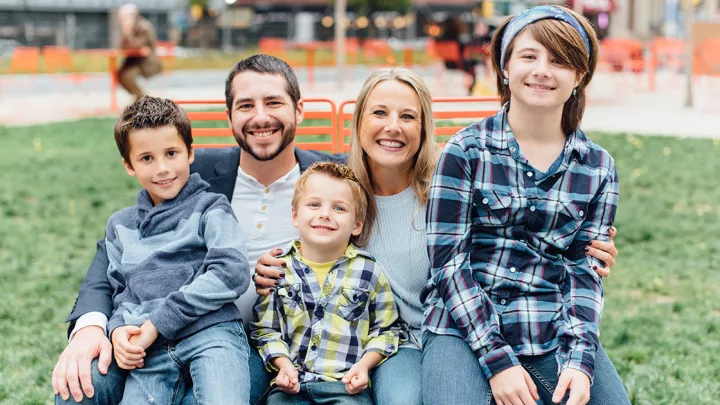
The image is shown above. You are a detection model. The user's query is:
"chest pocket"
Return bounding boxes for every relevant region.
[336,287,370,322]
[277,283,305,318]
[548,200,588,249]
[473,190,514,227]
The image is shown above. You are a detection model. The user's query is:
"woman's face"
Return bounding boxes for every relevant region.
[358,80,423,175]
[503,31,581,112]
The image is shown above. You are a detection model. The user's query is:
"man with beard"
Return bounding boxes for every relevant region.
[52,54,343,405]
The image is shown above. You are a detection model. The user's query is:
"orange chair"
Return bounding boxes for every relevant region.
[259,38,287,56]
[9,47,41,74]
[42,46,74,73]
[694,38,720,77]
[362,39,395,66]
[599,38,646,73]
[175,99,340,153]
[338,96,500,152]
[651,37,685,72]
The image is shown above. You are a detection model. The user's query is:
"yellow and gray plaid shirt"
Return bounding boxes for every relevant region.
[250,241,407,383]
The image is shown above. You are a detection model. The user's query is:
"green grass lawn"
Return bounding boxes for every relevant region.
[1,119,719,404]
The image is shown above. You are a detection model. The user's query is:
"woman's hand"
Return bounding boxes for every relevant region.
[254,248,286,296]
[587,227,618,278]
[488,365,539,405]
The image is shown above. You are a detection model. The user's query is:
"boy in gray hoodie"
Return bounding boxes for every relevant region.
[105,96,251,404]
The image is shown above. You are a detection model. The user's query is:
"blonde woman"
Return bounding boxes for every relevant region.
[253,67,618,405]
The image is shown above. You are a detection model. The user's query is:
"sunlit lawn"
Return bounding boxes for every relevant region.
[0,119,719,404]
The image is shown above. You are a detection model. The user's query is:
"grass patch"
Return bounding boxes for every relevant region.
[0,120,719,404]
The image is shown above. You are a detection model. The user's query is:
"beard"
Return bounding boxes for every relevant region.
[233,118,296,162]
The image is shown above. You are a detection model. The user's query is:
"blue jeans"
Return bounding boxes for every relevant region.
[370,347,422,405]
[56,323,271,405]
[120,321,250,404]
[422,332,631,405]
[267,381,372,405]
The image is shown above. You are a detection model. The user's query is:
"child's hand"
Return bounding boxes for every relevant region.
[275,366,300,394]
[128,320,159,351]
[111,326,145,370]
[553,368,591,405]
[342,363,370,395]
[488,365,540,405]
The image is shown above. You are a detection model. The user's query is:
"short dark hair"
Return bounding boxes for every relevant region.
[114,96,192,168]
[224,54,301,112]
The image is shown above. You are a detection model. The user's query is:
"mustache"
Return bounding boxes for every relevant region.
[243,119,283,132]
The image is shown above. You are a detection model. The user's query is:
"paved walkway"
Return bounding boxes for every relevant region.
[1,66,718,138]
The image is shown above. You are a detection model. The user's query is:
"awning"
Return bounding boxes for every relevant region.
[567,0,617,13]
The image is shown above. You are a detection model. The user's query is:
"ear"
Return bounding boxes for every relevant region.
[503,69,509,80]
[575,72,585,88]
[188,145,195,165]
[351,218,364,237]
[122,159,136,177]
[291,207,299,229]
[295,99,305,126]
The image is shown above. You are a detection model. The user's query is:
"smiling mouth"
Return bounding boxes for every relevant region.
[526,83,556,91]
[248,129,279,138]
[154,178,176,186]
[377,139,406,149]
[312,225,336,231]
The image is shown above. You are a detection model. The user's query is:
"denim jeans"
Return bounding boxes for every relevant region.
[56,322,271,405]
[267,381,373,405]
[120,321,250,404]
[421,332,631,405]
[370,347,422,405]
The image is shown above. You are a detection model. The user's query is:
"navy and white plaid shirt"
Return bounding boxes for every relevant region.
[422,105,619,383]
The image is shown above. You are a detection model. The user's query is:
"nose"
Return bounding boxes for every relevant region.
[532,56,552,78]
[384,113,400,134]
[156,157,169,174]
[318,205,332,219]
[253,105,271,126]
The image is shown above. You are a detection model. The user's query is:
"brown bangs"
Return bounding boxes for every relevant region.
[525,19,589,76]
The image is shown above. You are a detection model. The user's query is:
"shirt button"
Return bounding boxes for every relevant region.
[527,171,533,177]
[510,267,516,273]
[264,188,270,193]
[510,147,516,152]
[304,267,311,274]
[261,205,267,211]
[310,345,317,351]
[500,299,507,305]
[530,206,536,212]
[256,223,263,229]
[579,210,584,216]
[482,198,489,204]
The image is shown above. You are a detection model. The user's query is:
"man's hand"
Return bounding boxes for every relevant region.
[111,326,145,370]
[553,368,591,405]
[488,365,540,405]
[52,326,112,402]
[272,357,299,394]
[588,227,618,278]
[128,320,159,351]
[341,362,370,395]
[255,248,286,296]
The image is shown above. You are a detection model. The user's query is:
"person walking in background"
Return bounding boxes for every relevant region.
[117,4,162,102]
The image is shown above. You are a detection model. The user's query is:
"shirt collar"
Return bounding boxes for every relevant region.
[485,102,589,161]
[280,240,371,262]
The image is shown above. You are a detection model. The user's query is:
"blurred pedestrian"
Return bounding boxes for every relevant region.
[117,4,162,102]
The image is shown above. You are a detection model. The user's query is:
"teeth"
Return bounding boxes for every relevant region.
[378,140,404,148]
[528,84,553,90]
[253,130,275,138]
[156,179,173,185]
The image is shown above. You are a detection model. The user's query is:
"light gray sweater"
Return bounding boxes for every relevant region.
[366,187,429,349]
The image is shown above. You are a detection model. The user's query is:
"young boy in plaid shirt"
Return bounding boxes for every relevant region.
[250,162,407,405]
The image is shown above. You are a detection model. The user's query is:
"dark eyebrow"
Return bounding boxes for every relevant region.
[234,95,285,108]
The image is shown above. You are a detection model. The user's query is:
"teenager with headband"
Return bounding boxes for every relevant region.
[421,6,630,405]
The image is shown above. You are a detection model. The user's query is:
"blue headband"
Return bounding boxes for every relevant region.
[500,6,591,75]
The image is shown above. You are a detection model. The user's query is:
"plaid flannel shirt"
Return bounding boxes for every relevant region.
[422,105,619,383]
[250,241,406,383]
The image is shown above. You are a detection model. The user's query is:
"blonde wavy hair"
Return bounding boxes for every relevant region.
[347,68,440,233]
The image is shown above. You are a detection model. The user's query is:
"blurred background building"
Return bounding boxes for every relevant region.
[0,0,718,51]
